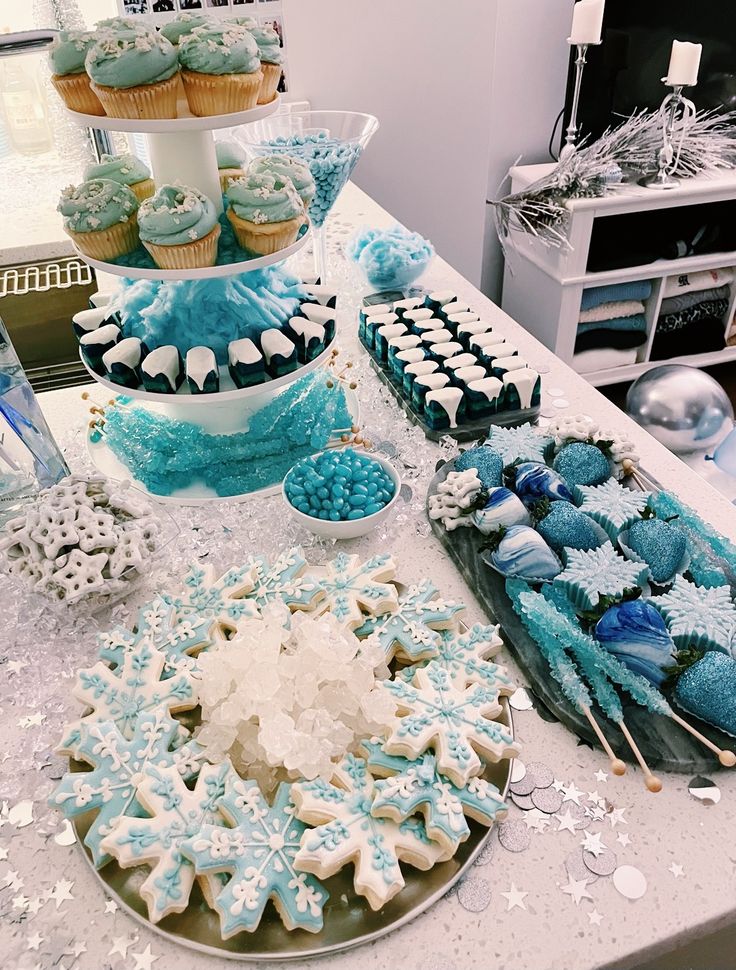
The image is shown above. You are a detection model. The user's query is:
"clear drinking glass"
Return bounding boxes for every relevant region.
[0,315,68,521]
[239,110,379,283]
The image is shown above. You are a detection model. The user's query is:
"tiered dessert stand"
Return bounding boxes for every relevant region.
[64,95,354,504]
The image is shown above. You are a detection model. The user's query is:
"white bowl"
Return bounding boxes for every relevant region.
[282,452,401,539]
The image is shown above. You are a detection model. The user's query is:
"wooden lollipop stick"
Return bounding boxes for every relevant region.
[581,705,626,776]
[619,720,663,792]
[669,712,736,767]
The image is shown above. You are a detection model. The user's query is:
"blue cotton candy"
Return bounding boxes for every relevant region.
[108,266,307,363]
[346,224,434,290]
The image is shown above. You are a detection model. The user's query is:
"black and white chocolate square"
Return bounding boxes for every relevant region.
[428,340,464,362]
[387,334,422,365]
[392,296,425,316]
[423,289,456,312]
[261,330,297,379]
[299,303,336,343]
[491,353,526,378]
[503,368,541,409]
[457,319,493,344]
[141,345,183,394]
[228,337,265,388]
[72,307,108,339]
[444,352,479,372]
[301,284,337,309]
[420,329,454,346]
[446,310,481,333]
[411,372,450,411]
[450,364,487,388]
[466,376,504,415]
[289,316,326,363]
[186,346,219,394]
[101,336,143,389]
[424,386,466,430]
[402,307,435,325]
[80,323,121,372]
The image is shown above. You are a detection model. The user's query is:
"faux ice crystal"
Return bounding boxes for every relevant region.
[195,611,395,795]
[554,542,648,612]
[652,576,736,654]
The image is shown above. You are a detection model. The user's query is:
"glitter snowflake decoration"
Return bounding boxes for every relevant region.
[181,777,328,936]
[363,741,508,852]
[652,576,736,654]
[314,552,398,629]
[399,623,514,694]
[383,662,518,787]
[577,479,650,540]
[554,542,649,612]
[101,761,234,922]
[97,597,212,678]
[485,425,551,465]
[59,643,198,756]
[166,563,259,635]
[49,710,205,869]
[354,580,464,662]
[292,754,446,911]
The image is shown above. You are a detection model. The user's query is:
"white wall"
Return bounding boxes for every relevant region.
[283,0,499,288]
[482,0,571,300]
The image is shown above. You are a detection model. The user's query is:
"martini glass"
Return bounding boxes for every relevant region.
[240,110,379,283]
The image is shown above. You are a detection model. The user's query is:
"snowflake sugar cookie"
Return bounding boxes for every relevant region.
[59,643,199,756]
[167,562,259,634]
[313,552,398,629]
[382,662,519,786]
[485,425,552,465]
[363,741,508,853]
[652,576,736,654]
[49,710,205,868]
[292,754,447,911]
[554,542,649,612]
[181,777,328,936]
[98,597,213,678]
[577,479,650,540]
[354,580,464,662]
[399,623,513,694]
[101,761,234,922]
[244,547,325,613]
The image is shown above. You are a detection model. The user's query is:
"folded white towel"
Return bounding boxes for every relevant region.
[579,300,645,324]
[573,346,639,374]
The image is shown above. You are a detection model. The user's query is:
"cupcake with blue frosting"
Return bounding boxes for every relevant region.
[159,12,212,46]
[178,23,262,116]
[215,140,247,191]
[249,25,283,104]
[84,153,154,202]
[58,178,139,260]
[249,154,315,208]
[48,30,104,116]
[226,171,305,255]
[85,29,179,119]
[138,184,220,269]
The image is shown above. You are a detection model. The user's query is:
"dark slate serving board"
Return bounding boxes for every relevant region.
[427,459,734,774]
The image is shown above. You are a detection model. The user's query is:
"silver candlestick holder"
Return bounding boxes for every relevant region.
[560,42,600,160]
[639,82,696,189]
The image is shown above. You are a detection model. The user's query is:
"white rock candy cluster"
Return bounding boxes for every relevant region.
[195,607,395,795]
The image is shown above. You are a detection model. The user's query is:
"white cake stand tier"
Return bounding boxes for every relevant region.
[67,96,280,215]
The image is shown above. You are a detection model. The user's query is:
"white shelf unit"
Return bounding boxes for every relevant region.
[501,163,736,386]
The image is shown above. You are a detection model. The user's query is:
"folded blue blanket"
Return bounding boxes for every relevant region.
[581,280,653,311]
[577,313,647,335]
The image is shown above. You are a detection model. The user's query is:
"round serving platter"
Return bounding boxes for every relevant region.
[68,603,514,960]
[65,94,281,134]
[427,457,735,775]
[85,386,360,506]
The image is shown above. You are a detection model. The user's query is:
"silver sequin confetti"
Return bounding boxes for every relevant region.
[584,848,617,877]
[457,876,492,913]
[498,819,532,853]
[531,787,564,814]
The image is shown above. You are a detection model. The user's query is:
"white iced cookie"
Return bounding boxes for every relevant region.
[292,754,448,911]
[313,552,398,629]
[382,661,520,787]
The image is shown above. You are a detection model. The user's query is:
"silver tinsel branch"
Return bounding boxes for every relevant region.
[493,108,736,254]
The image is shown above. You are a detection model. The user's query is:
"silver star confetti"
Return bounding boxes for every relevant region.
[500,884,528,911]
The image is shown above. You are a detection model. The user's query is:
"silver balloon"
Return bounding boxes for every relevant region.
[625,365,734,454]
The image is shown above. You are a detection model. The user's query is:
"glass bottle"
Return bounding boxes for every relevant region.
[0,315,69,521]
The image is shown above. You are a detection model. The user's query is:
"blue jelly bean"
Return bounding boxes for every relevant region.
[365,503,383,516]
[347,508,365,520]
[332,483,345,498]
[318,510,329,519]
[317,487,329,499]
[354,483,368,496]
[329,510,341,521]
[348,494,366,508]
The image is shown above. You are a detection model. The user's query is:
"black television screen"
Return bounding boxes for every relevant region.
[563,0,736,145]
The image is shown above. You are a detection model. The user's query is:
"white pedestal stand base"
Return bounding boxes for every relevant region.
[147,129,224,215]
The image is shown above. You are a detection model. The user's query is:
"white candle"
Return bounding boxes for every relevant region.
[568,0,605,45]
[665,40,702,86]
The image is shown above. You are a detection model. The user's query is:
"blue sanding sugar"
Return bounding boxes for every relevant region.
[552,442,610,487]
[536,502,605,552]
[109,265,307,363]
[674,652,736,737]
[455,447,503,489]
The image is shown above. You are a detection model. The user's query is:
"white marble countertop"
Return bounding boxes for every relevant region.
[3,183,736,970]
